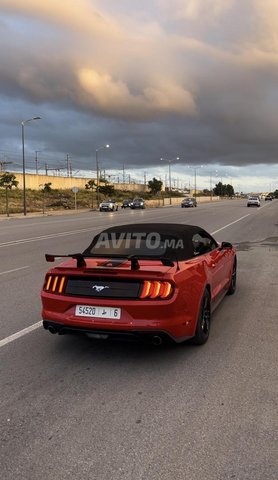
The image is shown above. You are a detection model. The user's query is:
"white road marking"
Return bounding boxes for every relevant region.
[211,214,250,235]
[0,226,104,248]
[0,266,29,276]
[0,321,42,349]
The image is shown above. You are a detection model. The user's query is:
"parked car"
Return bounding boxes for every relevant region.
[121,199,132,208]
[181,197,197,208]
[130,198,145,209]
[99,199,119,211]
[247,196,260,207]
[41,223,237,346]
[265,195,272,201]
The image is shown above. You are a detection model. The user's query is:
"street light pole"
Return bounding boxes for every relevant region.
[35,150,42,175]
[160,157,180,205]
[188,165,203,198]
[21,117,41,216]
[95,144,110,207]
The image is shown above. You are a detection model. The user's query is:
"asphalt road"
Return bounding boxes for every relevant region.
[0,200,277,480]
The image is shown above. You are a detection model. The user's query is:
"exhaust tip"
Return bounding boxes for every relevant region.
[48,326,57,334]
[152,335,163,346]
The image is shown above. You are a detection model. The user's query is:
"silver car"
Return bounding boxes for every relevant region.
[247,196,260,207]
[99,199,119,212]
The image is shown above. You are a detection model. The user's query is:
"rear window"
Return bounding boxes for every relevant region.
[89,232,183,258]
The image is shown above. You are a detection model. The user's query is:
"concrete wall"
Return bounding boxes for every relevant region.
[10,173,149,192]
[9,173,219,203]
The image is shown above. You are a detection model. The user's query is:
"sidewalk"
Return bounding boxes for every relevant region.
[0,208,92,221]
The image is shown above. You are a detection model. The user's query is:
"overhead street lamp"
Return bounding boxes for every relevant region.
[95,144,110,206]
[160,157,180,204]
[21,117,41,215]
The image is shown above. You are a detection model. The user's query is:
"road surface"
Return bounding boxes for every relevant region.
[0,200,277,480]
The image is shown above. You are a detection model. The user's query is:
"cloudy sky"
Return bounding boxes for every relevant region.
[0,0,278,192]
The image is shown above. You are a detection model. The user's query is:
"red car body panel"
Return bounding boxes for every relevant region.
[41,234,236,343]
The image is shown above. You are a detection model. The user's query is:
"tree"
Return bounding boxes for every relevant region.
[213,182,234,197]
[85,179,97,190]
[39,183,52,214]
[98,184,115,196]
[0,172,18,216]
[85,179,97,208]
[43,182,52,193]
[226,184,234,197]
[148,177,163,195]
[213,182,223,196]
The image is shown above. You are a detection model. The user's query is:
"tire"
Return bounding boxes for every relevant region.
[227,259,237,295]
[192,289,211,345]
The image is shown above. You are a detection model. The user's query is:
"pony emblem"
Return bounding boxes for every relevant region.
[92,285,109,292]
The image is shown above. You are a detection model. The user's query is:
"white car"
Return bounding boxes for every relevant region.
[99,199,119,212]
[247,196,260,207]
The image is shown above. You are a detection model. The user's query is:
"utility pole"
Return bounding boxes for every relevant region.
[66,154,70,177]
[123,164,125,183]
[0,161,12,172]
[35,151,41,174]
[45,163,48,176]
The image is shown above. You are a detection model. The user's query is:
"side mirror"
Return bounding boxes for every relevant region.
[221,241,233,249]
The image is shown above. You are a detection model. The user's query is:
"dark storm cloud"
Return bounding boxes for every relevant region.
[0,0,278,178]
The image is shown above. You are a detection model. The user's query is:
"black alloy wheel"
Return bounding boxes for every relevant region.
[192,289,211,345]
[227,259,237,295]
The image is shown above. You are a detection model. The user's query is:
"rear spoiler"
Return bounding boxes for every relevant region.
[45,253,175,270]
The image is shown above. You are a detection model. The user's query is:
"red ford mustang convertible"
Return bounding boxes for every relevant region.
[41,223,237,345]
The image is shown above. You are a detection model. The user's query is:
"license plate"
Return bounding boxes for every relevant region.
[75,305,121,319]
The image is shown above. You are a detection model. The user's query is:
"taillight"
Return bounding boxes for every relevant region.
[44,275,66,294]
[139,281,173,300]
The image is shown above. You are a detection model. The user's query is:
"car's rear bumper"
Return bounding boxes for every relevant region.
[41,289,199,342]
[42,320,191,344]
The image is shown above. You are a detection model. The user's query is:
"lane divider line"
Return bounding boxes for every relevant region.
[0,226,107,248]
[0,321,42,349]
[0,266,30,276]
[211,214,250,235]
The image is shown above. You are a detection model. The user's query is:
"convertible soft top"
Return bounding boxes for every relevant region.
[83,223,207,261]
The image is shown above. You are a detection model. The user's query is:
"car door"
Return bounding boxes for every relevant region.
[192,232,228,301]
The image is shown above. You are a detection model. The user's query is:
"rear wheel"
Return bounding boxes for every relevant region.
[192,289,211,345]
[227,259,237,295]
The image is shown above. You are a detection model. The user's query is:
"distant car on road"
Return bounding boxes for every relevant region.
[130,198,145,209]
[99,199,119,212]
[121,199,132,208]
[265,195,272,201]
[247,196,260,207]
[181,197,197,208]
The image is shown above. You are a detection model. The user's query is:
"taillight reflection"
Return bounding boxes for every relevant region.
[44,275,66,294]
[139,280,173,300]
